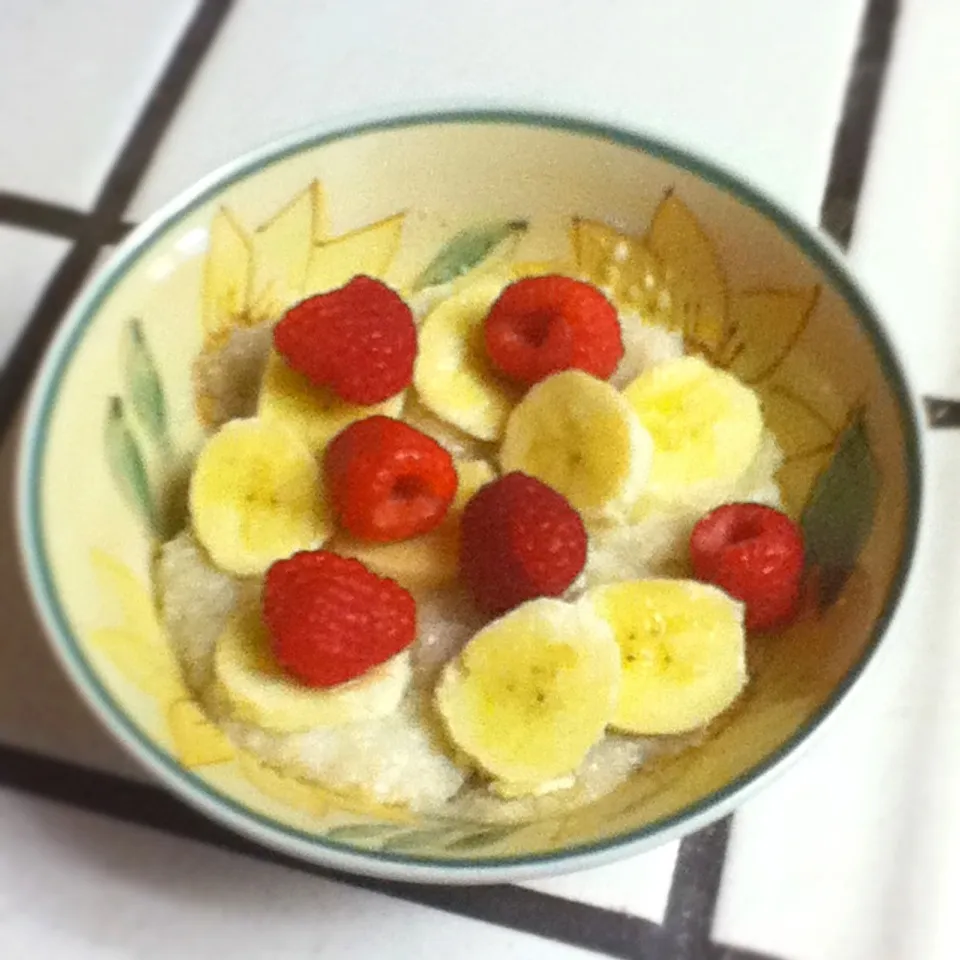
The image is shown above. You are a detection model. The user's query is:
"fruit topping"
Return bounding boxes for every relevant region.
[585,578,746,734]
[484,276,623,384]
[188,417,329,577]
[263,550,416,687]
[690,503,805,632]
[325,415,458,543]
[623,356,763,512]
[459,472,587,614]
[435,597,620,785]
[500,369,652,522]
[273,276,416,405]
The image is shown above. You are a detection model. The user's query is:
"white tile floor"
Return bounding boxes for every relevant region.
[127,0,866,223]
[0,791,600,960]
[0,0,198,209]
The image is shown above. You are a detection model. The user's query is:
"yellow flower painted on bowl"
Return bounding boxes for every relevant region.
[89,550,236,769]
[200,182,405,349]
[168,699,236,767]
[237,752,416,825]
[89,549,185,701]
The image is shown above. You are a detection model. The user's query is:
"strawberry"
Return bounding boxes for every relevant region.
[325,415,458,542]
[460,472,587,614]
[263,550,416,687]
[273,276,416,405]
[484,276,623,384]
[690,503,805,633]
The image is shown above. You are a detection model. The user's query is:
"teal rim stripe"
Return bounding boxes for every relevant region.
[17,108,924,875]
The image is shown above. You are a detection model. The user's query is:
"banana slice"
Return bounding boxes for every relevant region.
[435,597,620,787]
[413,275,518,441]
[189,417,330,577]
[258,351,405,454]
[500,369,653,523]
[622,356,763,513]
[331,458,496,592]
[210,603,411,732]
[585,579,746,735]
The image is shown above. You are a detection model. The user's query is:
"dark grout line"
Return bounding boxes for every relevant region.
[0,194,90,240]
[663,818,732,959]
[0,743,671,960]
[0,0,235,446]
[820,0,900,247]
[924,397,960,429]
[0,243,103,439]
[90,0,235,224]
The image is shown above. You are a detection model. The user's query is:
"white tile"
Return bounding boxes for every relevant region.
[880,442,960,960]
[524,841,679,922]
[850,3,960,396]
[0,0,197,208]
[129,0,865,221]
[0,226,69,365]
[0,789,600,960]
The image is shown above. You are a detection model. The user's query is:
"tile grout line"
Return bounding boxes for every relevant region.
[0,194,90,241]
[0,0,235,444]
[820,0,900,246]
[0,744,664,960]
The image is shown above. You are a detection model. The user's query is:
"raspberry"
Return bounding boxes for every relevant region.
[263,550,416,687]
[690,503,805,633]
[460,472,587,614]
[484,276,623,384]
[325,416,458,542]
[273,276,416,404]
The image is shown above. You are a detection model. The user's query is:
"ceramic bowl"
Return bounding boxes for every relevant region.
[16,109,923,884]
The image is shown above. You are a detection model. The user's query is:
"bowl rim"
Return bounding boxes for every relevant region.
[14,106,925,885]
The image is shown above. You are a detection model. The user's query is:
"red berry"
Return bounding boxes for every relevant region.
[325,415,458,542]
[274,276,416,405]
[484,276,623,384]
[690,503,805,633]
[263,550,416,687]
[460,472,587,614]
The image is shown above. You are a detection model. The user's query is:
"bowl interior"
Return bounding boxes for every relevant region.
[19,114,920,879]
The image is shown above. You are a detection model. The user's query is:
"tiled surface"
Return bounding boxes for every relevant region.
[851,1,960,397]
[128,0,866,222]
[0,790,600,960]
[2,0,944,958]
[0,0,197,208]
[525,839,680,920]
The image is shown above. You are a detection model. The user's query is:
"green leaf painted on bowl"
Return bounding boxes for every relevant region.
[324,823,402,845]
[105,396,155,534]
[122,318,169,450]
[442,824,518,852]
[800,409,878,607]
[413,219,528,290]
